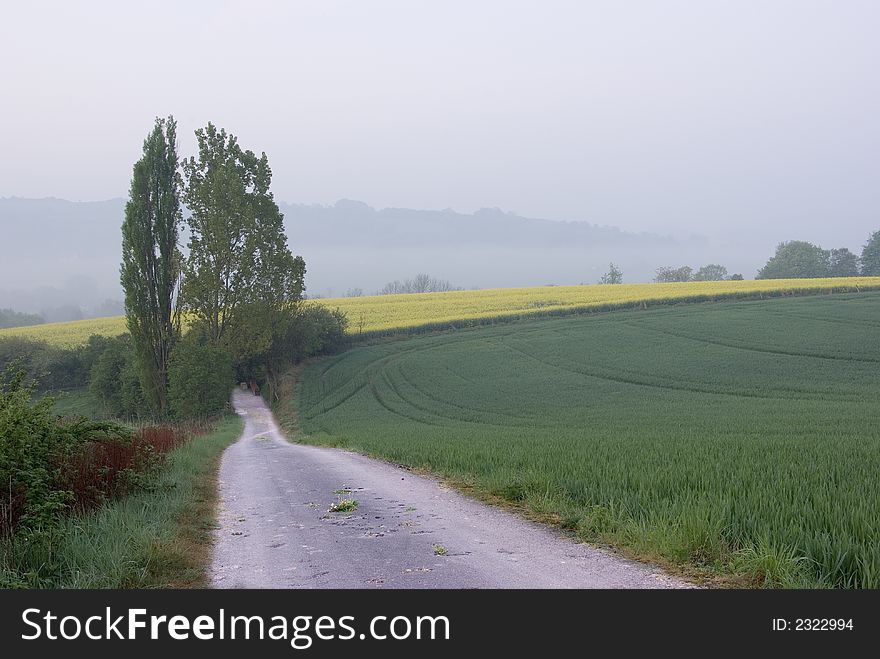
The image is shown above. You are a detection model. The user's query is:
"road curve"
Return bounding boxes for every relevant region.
[211,389,693,589]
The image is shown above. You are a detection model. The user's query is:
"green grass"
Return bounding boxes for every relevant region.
[291,292,880,588]
[1,415,242,588]
[50,387,101,418]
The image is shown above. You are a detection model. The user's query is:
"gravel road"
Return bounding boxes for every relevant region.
[211,389,693,589]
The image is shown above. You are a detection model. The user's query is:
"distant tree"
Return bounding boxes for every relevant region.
[654,266,693,283]
[599,263,623,285]
[121,116,182,417]
[0,308,44,329]
[756,241,830,279]
[692,264,728,281]
[828,248,860,278]
[345,288,364,297]
[861,230,880,276]
[181,123,305,348]
[380,274,460,295]
[729,273,744,281]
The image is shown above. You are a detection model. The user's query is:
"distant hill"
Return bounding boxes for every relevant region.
[1,196,727,310]
[1,197,123,260]
[280,199,672,249]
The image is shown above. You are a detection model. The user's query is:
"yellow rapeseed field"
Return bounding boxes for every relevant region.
[3,277,880,347]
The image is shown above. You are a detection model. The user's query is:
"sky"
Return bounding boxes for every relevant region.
[1,0,878,249]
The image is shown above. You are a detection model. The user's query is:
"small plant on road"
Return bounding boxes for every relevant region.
[329,498,359,513]
[433,544,448,556]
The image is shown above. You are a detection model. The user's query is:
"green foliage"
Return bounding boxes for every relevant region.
[181,123,305,346]
[0,336,96,392]
[168,335,234,419]
[46,416,241,588]
[237,303,349,402]
[0,308,44,329]
[0,336,52,388]
[654,265,693,282]
[0,365,130,538]
[692,264,728,281]
[861,230,880,276]
[88,334,146,418]
[0,415,242,588]
[828,248,860,278]
[285,305,349,359]
[121,116,183,417]
[729,273,744,280]
[757,241,830,279]
[599,263,623,285]
[179,122,308,399]
[294,293,880,588]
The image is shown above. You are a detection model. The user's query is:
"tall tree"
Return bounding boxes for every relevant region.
[861,230,880,276]
[120,116,182,416]
[181,123,304,351]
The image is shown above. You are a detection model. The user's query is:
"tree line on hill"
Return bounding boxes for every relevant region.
[0,308,45,329]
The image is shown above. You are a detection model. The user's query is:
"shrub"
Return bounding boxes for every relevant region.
[168,338,234,419]
[88,334,146,418]
[0,366,132,536]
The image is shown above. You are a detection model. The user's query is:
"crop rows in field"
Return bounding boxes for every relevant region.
[294,292,880,588]
[3,277,880,348]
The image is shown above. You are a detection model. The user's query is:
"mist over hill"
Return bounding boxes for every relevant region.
[0,196,761,318]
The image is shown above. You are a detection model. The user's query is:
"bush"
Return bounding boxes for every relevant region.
[168,338,234,419]
[88,334,146,418]
[0,366,131,537]
[0,336,52,388]
[0,335,111,393]
[289,304,349,357]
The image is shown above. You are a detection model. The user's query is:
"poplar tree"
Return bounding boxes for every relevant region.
[120,116,182,416]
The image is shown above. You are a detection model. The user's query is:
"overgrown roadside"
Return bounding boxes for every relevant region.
[55,415,242,588]
[1,415,242,588]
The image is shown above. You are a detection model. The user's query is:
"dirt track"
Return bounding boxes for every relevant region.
[211,389,694,589]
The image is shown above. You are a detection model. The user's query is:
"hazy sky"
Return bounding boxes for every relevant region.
[1,0,878,248]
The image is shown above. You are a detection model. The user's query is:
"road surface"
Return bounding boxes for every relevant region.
[211,389,693,588]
